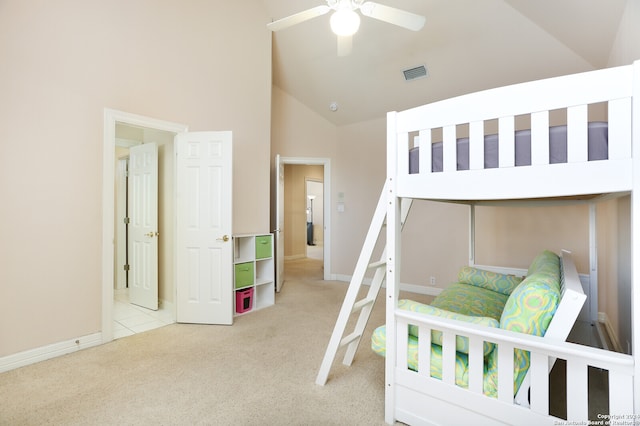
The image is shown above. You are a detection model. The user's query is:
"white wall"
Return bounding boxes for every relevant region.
[0,0,271,357]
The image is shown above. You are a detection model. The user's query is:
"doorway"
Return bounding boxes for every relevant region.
[112,123,175,338]
[102,109,188,343]
[305,177,323,260]
[274,156,331,290]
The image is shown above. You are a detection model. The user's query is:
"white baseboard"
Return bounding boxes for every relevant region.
[284,254,306,261]
[400,283,443,297]
[331,274,443,297]
[0,332,103,373]
[159,298,176,318]
[598,311,624,353]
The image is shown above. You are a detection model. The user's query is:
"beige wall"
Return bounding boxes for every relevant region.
[0,1,271,357]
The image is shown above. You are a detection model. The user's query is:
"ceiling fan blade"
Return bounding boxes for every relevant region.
[360,2,426,31]
[337,35,352,57]
[267,5,331,32]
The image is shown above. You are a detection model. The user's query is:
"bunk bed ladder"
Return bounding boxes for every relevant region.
[316,184,412,386]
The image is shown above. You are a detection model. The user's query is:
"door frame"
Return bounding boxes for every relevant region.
[102,108,188,343]
[277,156,331,281]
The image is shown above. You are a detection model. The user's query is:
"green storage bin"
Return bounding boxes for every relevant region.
[255,235,272,259]
[234,262,254,289]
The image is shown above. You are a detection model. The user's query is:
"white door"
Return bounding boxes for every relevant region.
[176,131,233,325]
[275,155,285,292]
[128,142,159,310]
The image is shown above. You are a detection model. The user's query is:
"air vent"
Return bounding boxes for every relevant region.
[403,65,428,81]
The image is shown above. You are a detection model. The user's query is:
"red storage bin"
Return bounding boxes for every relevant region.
[235,287,254,314]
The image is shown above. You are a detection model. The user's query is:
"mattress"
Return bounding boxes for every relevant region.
[409,122,608,173]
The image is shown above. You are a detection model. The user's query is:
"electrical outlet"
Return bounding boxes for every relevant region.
[429,276,436,286]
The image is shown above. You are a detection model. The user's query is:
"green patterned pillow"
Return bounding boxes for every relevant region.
[457,266,523,296]
[499,269,560,392]
[399,299,499,356]
[499,274,560,336]
[527,250,560,277]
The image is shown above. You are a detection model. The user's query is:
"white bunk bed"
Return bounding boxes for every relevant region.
[383,60,640,425]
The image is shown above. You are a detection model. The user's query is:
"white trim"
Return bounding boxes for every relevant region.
[102,109,188,344]
[331,274,443,297]
[599,311,624,353]
[277,157,332,281]
[399,283,443,297]
[0,333,102,373]
[284,254,307,261]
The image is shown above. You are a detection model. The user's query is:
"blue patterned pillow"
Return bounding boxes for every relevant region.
[457,266,523,296]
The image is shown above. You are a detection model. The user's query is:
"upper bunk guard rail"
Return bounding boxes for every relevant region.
[389,62,637,201]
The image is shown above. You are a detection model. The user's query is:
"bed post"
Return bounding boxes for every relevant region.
[589,203,598,324]
[631,59,640,414]
[469,204,476,266]
[385,111,400,424]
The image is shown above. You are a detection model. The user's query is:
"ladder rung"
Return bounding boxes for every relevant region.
[340,332,362,348]
[368,260,386,269]
[352,297,375,313]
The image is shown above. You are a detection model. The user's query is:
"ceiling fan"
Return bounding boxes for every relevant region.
[267,0,426,56]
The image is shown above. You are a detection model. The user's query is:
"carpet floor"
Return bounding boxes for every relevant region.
[0,257,609,425]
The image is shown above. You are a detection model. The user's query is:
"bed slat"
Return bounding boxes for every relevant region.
[467,336,484,394]
[469,121,484,170]
[443,125,456,173]
[609,370,635,414]
[397,320,409,371]
[498,116,515,168]
[418,326,431,377]
[497,343,514,403]
[608,97,632,160]
[566,360,589,421]
[418,129,431,174]
[567,105,588,163]
[530,111,550,166]
[529,351,549,414]
[398,132,409,176]
[442,331,456,384]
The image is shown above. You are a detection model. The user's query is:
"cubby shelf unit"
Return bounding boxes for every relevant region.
[233,233,275,315]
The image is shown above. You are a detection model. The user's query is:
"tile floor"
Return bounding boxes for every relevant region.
[113,289,175,339]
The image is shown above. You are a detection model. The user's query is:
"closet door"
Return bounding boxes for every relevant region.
[128,142,159,310]
[175,131,233,325]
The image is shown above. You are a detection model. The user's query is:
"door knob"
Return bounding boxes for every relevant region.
[217,235,230,242]
[145,231,159,237]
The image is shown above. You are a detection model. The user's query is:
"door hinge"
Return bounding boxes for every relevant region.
[124,264,130,271]
[124,217,130,224]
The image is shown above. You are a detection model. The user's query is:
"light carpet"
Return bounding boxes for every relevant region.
[0,257,607,425]
[0,258,417,426]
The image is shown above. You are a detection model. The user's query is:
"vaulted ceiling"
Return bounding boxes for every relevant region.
[262,0,627,126]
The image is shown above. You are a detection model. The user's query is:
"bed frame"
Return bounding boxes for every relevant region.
[384,60,640,424]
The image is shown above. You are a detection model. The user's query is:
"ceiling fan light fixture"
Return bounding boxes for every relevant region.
[330,9,361,36]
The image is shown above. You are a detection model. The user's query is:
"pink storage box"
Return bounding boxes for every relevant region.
[235,287,254,314]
